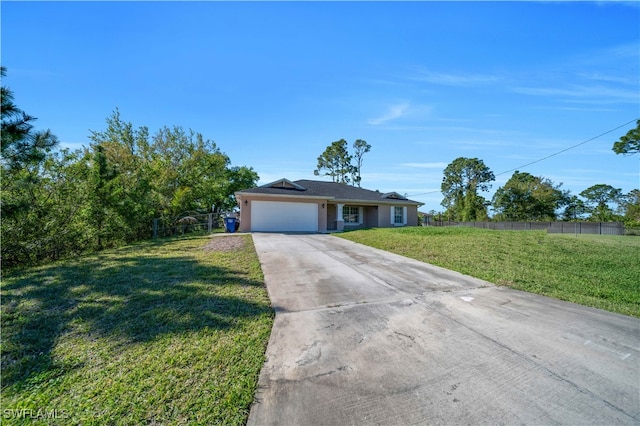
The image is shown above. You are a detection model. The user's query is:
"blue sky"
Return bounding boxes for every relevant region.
[2,1,639,212]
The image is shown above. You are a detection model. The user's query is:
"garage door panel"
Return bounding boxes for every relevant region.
[252,201,318,232]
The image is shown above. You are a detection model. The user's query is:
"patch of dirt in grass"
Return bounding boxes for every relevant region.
[496,279,516,287]
[202,235,246,252]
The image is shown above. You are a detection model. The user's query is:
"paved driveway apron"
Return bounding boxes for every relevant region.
[247,233,640,425]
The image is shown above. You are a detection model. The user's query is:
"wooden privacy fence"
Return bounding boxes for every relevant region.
[424,220,625,235]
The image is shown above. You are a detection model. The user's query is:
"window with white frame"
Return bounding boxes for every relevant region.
[391,206,407,225]
[343,206,360,224]
[393,206,404,224]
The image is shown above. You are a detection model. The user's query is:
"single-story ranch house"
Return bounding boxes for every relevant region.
[235,178,424,233]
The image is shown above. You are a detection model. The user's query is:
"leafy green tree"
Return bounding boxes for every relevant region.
[150,126,233,216]
[36,149,92,258]
[351,139,371,187]
[1,66,59,220]
[441,157,495,221]
[313,138,372,186]
[612,120,639,155]
[492,171,568,221]
[314,139,354,184]
[579,184,623,222]
[1,102,259,269]
[562,195,589,221]
[0,66,71,267]
[88,110,154,243]
[1,148,90,267]
[85,144,121,249]
[621,189,640,225]
[222,166,259,211]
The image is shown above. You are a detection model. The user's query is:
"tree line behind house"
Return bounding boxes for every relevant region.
[437,156,639,224]
[1,68,258,269]
[2,65,639,270]
[313,124,639,226]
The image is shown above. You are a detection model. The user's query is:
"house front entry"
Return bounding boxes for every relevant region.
[327,204,379,231]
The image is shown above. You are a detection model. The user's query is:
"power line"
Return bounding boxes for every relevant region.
[407,118,639,198]
[494,117,639,178]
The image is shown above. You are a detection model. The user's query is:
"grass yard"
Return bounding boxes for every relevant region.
[1,234,273,425]
[338,227,640,318]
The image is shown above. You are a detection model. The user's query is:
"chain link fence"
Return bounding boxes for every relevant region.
[152,213,224,239]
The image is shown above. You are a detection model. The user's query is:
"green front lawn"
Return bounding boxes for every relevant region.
[338,227,640,318]
[1,235,273,425]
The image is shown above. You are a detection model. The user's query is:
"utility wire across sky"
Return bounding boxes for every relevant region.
[407,117,640,198]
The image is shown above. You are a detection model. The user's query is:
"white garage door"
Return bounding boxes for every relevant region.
[251,201,318,232]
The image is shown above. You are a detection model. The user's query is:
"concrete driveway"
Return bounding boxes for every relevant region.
[247,233,640,425]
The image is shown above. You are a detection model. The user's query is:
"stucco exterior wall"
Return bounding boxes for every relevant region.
[365,206,379,227]
[327,203,337,231]
[237,197,252,232]
[406,205,419,226]
[378,205,391,227]
[237,193,419,232]
[376,205,418,227]
[237,195,328,232]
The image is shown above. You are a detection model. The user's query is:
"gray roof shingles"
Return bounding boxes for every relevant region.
[237,179,423,205]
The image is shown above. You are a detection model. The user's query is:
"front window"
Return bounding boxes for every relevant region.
[343,206,359,224]
[394,206,404,224]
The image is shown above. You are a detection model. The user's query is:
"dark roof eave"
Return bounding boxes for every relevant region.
[235,191,423,206]
[332,198,423,206]
[235,191,332,200]
[236,179,425,206]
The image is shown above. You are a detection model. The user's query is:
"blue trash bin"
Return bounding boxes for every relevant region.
[224,217,237,233]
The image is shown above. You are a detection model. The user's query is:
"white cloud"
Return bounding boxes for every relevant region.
[586,42,640,63]
[361,171,432,185]
[400,162,448,169]
[546,106,616,112]
[512,84,638,103]
[577,72,636,85]
[511,42,639,105]
[563,168,604,174]
[409,69,500,87]
[594,1,640,9]
[367,103,410,125]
